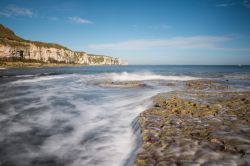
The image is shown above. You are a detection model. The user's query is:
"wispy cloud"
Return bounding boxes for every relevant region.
[243,0,250,8]
[67,17,92,24]
[89,36,231,50]
[215,3,234,7]
[215,0,250,8]
[0,5,33,17]
[218,47,250,51]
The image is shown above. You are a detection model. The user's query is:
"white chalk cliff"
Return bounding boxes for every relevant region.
[0,24,127,65]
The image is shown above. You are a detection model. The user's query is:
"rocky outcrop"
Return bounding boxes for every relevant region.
[0,24,127,65]
[0,42,127,65]
[134,80,250,166]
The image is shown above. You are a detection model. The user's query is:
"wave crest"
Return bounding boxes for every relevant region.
[108,72,199,81]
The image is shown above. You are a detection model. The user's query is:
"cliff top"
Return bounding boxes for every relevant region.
[0,24,69,50]
[0,24,24,41]
[0,24,124,63]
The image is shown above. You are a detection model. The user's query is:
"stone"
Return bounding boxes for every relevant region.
[134,82,250,166]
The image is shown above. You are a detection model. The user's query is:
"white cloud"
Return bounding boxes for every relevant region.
[0,5,33,17]
[89,36,231,50]
[0,11,10,17]
[67,17,92,24]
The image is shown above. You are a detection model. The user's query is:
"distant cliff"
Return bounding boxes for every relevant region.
[0,24,127,66]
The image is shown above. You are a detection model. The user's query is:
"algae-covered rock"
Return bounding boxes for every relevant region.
[99,81,146,88]
[134,80,250,166]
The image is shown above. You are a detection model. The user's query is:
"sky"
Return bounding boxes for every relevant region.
[0,0,250,65]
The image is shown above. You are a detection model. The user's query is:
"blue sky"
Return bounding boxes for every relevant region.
[0,0,250,65]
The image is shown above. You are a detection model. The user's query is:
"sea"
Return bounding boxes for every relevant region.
[0,65,250,166]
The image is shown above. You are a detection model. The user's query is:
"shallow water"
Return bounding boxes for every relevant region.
[0,65,250,166]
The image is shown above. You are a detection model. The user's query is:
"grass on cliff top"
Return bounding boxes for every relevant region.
[0,24,114,58]
[0,24,24,41]
[26,40,70,50]
[0,38,28,47]
[88,53,114,59]
[0,24,70,50]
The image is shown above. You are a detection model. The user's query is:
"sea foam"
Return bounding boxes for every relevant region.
[108,72,200,81]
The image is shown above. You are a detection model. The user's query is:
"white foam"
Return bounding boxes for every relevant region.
[7,123,32,133]
[14,75,34,78]
[11,75,67,84]
[107,72,200,81]
[0,71,199,166]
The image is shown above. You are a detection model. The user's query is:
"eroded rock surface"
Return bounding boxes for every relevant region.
[99,81,147,88]
[135,80,250,166]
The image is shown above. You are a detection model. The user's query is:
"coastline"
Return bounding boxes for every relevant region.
[0,61,125,68]
[134,79,250,166]
[0,61,84,68]
[0,66,250,166]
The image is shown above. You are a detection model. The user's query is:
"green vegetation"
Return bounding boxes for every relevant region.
[0,38,28,47]
[0,24,70,50]
[47,57,69,64]
[26,40,70,50]
[0,24,24,41]
[90,56,104,63]
[88,53,112,58]
[0,57,44,63]
[0,61,86,68]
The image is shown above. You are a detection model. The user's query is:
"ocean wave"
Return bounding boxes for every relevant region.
[12,75,34,78]
[11,75,68,84]
[107,72,200,81]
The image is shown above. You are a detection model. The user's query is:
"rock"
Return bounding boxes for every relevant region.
[170,119,182,126]
[134,86,250,166]
[154,103,161,108]
[186,79,230,90]
[99,81,146,88]
[155,161,176,166]
[210,138,224,145]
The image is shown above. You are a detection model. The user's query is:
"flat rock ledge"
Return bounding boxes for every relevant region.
[99,81,147,88]
[134,80,250,166]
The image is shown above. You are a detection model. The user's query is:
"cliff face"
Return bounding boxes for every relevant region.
[0,41,127,65]
[0,25,127,65]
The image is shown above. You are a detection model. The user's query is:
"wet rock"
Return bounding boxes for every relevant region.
[99,81,146,88]
[170,119,182,126]
[186,79,230,90]
[134,81,250,166]
[155,161,176,166]
[154,103,161,108]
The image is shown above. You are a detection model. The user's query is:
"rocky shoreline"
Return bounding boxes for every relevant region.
[134,79,250,166]
[0,61,89,68]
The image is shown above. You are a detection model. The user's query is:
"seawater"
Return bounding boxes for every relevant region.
[0,65,249,166]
